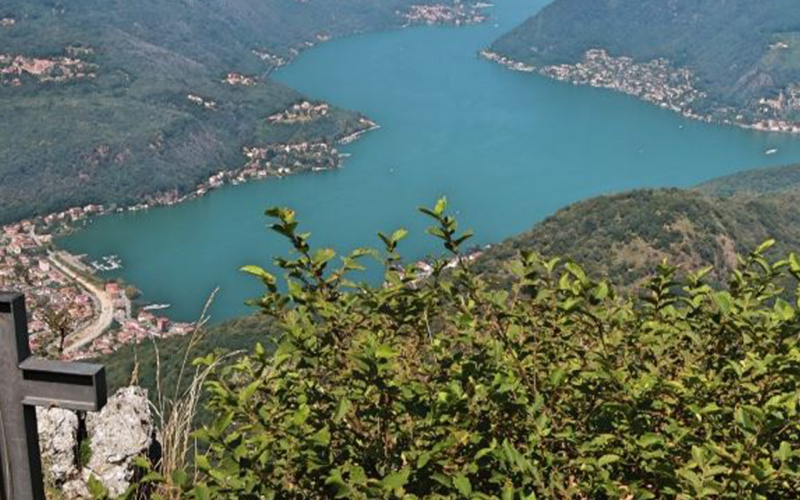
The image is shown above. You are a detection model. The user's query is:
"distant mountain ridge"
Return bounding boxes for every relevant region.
[489,0,800,132]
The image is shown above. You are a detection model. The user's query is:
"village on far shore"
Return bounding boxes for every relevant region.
[482,48,800,134]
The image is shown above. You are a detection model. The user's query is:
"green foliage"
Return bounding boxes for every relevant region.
[144,200,800,498]
[695,164,800,199]
[475,188,800,289]
[97,315,273,402]
[78,439,93,469]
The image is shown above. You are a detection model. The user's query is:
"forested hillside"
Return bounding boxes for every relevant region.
[476,164,800,288]
[695,164,800,198]
[0,0,445,224]
[489,0,800,129]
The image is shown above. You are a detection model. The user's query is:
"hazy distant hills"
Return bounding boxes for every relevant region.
[490,0,800,129]
[0,0,436,224]
[475,165,800,288]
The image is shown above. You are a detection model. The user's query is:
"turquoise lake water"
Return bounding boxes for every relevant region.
[61,0,800,322]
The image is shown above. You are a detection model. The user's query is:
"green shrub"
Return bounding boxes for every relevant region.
[168,200,800,499]
[78,439,93,469]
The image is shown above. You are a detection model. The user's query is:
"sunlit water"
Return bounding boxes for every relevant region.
[61,0,800,322]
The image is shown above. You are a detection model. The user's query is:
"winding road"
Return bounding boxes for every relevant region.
[47,251,115,354]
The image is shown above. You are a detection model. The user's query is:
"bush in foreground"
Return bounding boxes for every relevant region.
[138,200,800,499]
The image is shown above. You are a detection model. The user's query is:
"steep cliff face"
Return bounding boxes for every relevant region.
[38,386,156,499]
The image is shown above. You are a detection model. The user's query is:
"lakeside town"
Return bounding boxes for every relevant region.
[0,216,195,360]
[400,2,490,26]
[482,48,800,134]
[0,98,380,360]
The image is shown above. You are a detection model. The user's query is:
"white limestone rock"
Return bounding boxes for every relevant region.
[57,386,155,498]
[37,406,79,484]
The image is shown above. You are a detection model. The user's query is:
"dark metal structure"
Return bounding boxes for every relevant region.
[0,292,107,500]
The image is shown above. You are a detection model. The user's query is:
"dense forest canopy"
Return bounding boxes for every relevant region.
[475,187,800,289]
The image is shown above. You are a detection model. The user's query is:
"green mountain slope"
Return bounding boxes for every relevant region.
[0,0,446,224]
[476,165,800,288]
[695,164,800,198]
[489,0,800,130]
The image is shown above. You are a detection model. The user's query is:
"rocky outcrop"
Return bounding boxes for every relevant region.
[37,407,79,485]
[38,386,156,499]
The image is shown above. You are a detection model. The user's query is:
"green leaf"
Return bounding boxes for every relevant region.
[192,484,211,500]
[775,298,795,321]
[132,456,152,469]
[240,265,276,285]
[755,239,776,255]
[598,454,621,466]
[417,451,432,469]
[550,368,567,387]
[433,197,447,216]
[713,292,733,316]
[565,262,588,284]
[593,281,609,301]
[293,404,311,426]
[790,253,800,273]
[309,426,331,447]
[312,248,336,265]
[239,380,261,403]
[778,441,793,463]
[87,475,108,498]
[324,469,351,498]
[391,228,408,243]
[453,474,472,496]
[333,398,352,424]
[735,406,762,434]
[381,467,410,491]
[171,469,189,488]
[637,433,665,448]
[375,344,398,359]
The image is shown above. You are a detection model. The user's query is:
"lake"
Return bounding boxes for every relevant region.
[60,0,800,322]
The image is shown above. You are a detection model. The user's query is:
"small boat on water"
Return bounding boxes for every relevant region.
[90,255,122,272]
[143,303,171,311]
[766,148,779,155]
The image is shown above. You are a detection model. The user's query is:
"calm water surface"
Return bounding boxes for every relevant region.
[61,0,800,321]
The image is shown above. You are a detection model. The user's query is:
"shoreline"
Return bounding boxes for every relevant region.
[480,50,800,135]
[0,118,381,359]
[0,2,492,359]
